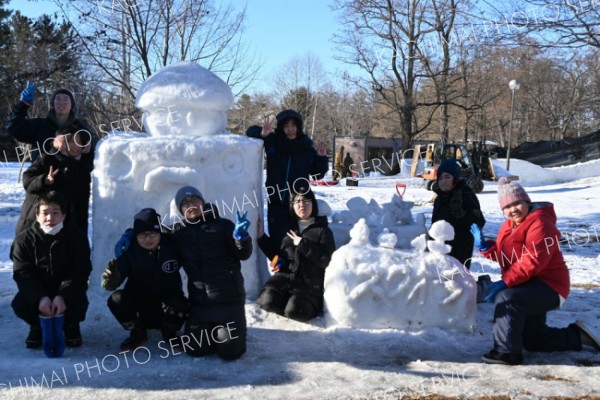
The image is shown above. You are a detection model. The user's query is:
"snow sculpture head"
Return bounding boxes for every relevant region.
[135,61,234,136]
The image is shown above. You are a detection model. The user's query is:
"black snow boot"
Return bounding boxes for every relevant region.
[26,324,42,349]
[120,327,148,351]
[64,321,82,347]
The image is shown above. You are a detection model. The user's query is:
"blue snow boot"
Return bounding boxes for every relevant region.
[40,315,57,358]
[53,314,66,357]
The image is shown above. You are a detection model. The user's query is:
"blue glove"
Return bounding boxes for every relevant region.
[484,280,507,303]
[233,210,250,240]
[20,80,36,105]
[470,223,492,251]
[114,230,135,258]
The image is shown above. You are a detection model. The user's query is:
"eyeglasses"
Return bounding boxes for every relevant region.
[181,198,202,209]
[137,231,160,240]
[292,199,312,206]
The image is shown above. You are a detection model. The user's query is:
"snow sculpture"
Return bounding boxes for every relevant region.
[330,195,426,249]
[92,61,267,297]
[324,219,477,331]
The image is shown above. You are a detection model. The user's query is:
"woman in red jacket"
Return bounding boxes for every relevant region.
[475,178,600,365]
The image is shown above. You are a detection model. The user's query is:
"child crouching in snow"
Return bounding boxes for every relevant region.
[114,187,252,360]
[172,186,252,360]
[472,178,600,365]
[102,208,188,351]
[256,187,336,322]
[11,191,91,357]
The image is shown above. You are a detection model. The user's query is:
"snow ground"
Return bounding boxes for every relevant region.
[0,159,599,399]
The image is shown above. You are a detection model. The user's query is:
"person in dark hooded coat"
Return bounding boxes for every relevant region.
[431,159,485,269]
[256,187,335,322]
[15,124,94,235]
[246,110,329,244]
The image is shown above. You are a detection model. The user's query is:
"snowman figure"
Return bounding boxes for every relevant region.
[92,61,267,297]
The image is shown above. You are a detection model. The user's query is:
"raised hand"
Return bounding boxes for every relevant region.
[45,165,59,185]
[20,80,37,105]
[314,141,327,156]
[233,210,250,240]
[287,230,302,246]
[261,115,275,137]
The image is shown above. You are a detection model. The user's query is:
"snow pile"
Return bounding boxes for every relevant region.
[329,195,426,249]
[92,62,267,297]
[492,158,600,186]
[324,219,476,331]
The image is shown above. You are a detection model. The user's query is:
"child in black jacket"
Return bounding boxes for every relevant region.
[102,208,188,351]
[11,191,91,355]
[16,123,95,235]
[172,186,252,360]
[257,187,335,322]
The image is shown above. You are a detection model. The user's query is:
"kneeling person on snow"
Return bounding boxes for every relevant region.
[103,208,188,351]
[11,191,91,357]
[475,178,600,365]
[256,187,336,322]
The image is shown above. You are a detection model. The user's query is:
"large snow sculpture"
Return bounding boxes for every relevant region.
[324,220,477,331]
[92,61,267,297]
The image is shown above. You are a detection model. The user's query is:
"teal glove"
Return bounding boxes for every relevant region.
[470,223,492,251]
[20,81,36,105]
[233,210,250,240]
[484,280,507,303]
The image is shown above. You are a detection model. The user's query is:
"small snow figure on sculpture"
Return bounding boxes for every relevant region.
[427,220,454,255]
[324,219,476,331]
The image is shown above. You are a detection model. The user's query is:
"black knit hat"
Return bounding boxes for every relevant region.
[51,88,77,113]
[437,159,460,181]
[175,186,205,212]
[133,208,162,235]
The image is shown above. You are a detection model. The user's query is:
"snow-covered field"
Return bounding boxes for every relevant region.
[1,158,599,399]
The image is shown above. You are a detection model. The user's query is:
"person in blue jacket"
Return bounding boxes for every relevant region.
[102,208,188,351]
[246,109,328,244]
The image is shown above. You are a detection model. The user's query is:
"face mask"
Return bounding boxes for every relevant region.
[39,221,64,236]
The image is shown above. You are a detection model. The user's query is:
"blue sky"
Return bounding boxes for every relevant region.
[8,0,351,93]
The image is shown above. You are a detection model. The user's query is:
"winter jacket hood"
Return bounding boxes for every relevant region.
[275,109,304,135]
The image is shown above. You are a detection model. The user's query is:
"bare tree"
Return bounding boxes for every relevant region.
[271,52,330,137]
[53,0,260,100]
[332,0,460,149]
[484,0,600,50]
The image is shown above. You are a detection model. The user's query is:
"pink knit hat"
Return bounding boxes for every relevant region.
[498,177,531,209]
